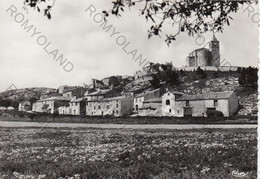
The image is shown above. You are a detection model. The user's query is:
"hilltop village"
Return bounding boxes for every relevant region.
[14,36,257,118]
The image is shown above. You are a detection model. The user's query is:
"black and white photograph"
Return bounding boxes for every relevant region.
[0,0,258,178]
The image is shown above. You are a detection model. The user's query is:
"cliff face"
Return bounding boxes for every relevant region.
[0,88,56,101]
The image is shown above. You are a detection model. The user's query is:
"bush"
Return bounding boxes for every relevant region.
[206,110,224,121]
[28,113,37,120]
[18,112,25,118]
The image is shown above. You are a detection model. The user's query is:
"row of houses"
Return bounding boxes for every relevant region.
[19,85,239,117]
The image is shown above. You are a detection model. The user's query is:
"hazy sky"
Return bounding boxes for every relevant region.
[0,0,258,92]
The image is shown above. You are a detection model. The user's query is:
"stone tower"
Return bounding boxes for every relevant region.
[209,35,220,66]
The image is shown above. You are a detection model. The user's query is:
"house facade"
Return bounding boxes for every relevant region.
[134,88,160,111]
[58,98,86,115]
[18,101,31,111]
[162,90,238,117]
[32,97,71,114]
[86,96,132,116]
[62,87,87,98]
[139,98,162,116]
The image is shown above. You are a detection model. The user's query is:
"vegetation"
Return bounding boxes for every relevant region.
[238,66,258,89]
[0,110,257,124]
[0,127,256,178]
[206,110,224,121]
[22,0,255,45]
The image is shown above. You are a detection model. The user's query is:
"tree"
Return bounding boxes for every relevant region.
[239,67,258,89]
[109,76,120,86]
[166,71,180,86]
[23,0,56,19]
[196,67,207,78]
[180,69,185,76]
[23,0,255,45]
[149,74,161,88]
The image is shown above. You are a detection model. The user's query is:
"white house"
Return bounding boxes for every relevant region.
[162,90,239,117]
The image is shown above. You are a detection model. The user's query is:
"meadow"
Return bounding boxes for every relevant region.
[0,127,257,179]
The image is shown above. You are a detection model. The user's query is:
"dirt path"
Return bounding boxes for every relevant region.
[0,121,257,129]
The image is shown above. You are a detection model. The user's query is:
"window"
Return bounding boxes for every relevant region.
[116,104,118,108]
[107,105,109,109]
[94,106,96,110]
[186,101,190,106]
[169,109,171,113]
[177,110,179,114]
[116,110,118,115]
[98,105,101,109]
[166,99,170,105]
[214,100,218,107]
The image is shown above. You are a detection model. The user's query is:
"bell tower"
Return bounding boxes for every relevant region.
[209,35,220,66]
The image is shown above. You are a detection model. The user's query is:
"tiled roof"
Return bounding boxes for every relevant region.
[167,90,184,95]
[38,96,71,102]
[135,88,160,98]
[86,89,111,96]
[87,96,128,102]
[176,91,234,101]
[143,98,162,103]
[70,98,86,102]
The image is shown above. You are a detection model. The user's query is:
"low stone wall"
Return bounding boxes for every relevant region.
[177,66,239,72]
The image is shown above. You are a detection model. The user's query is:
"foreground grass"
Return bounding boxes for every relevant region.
[0,127,257,179]
[0,110,257,124]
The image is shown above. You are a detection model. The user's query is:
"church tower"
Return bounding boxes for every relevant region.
[209,35,220,66]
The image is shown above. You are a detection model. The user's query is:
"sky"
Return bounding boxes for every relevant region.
[0,0,259,92]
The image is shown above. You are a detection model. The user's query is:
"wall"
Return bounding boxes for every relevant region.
[229,93,239,116]
[86,97,132,116]
[120,97,133,116]
[133,96,144,111]
[177,66,239,72]
[162,92,176,116]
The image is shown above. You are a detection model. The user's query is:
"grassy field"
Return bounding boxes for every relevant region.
[0,127,257,179]
[0,110,257,124]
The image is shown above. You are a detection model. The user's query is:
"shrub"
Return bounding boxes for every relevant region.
[206,110,224,121]
[18,112,25,118]
[28,113,37,120]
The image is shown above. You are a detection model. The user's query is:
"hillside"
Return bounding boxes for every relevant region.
[0,87,56,107]
[0,67,257,116]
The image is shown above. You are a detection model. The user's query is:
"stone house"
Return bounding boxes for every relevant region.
[18,101,32,111]
[57,85,77,94]
[62,87,87,98]
[32,97,71,114]
[139,98,162,116]
[59,98,86,116]
[162,90,238,117]
[85,88,118,101]
[133,88,160,111]
[40,90,60,100]
[86,96,132,116]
